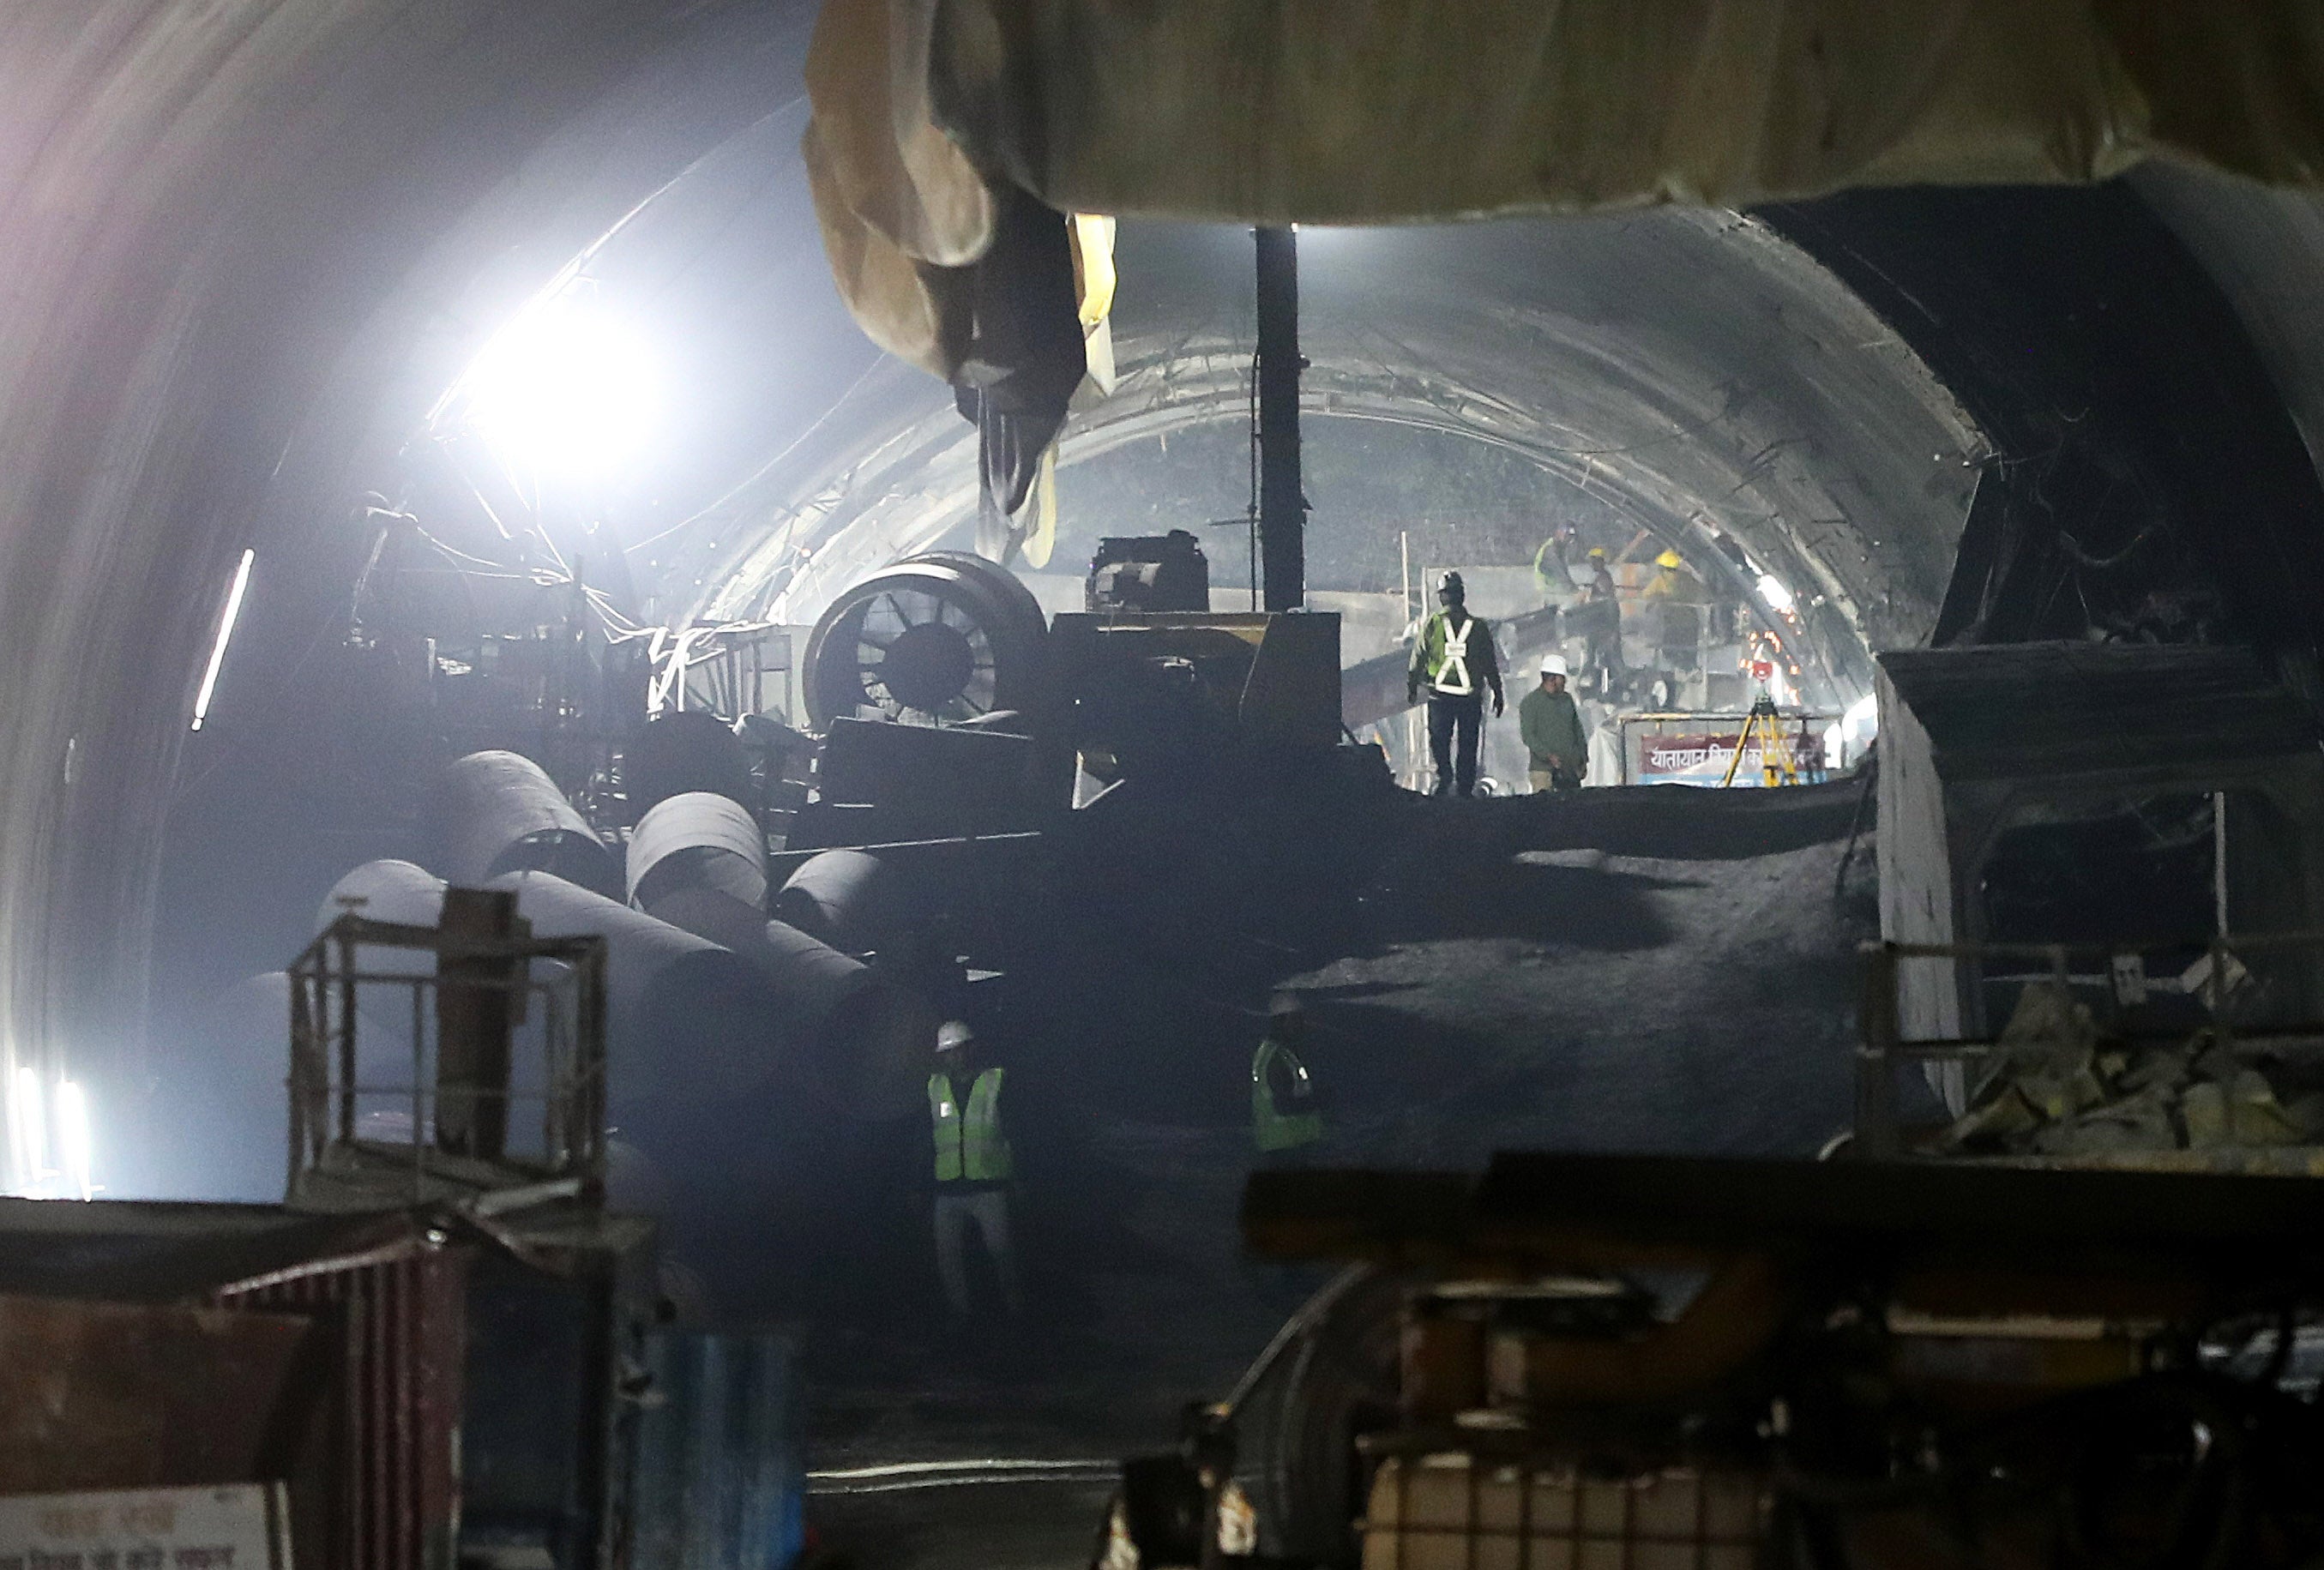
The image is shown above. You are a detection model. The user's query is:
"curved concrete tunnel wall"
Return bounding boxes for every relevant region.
[681,211,1991,705]
[0,2,816,1095]
[9,2,2324,1152]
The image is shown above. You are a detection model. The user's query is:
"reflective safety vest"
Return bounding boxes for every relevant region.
[1252,1039,1323,1153]
[930,1067,1012,1182]
[1431,617,1478,695]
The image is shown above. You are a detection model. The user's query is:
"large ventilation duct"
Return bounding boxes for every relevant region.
[317,860,456,982]
[485,870,778,1105]
[432,751,618,898]
[627,791,769,911]
[772,850,897,955]
[646,887,936,1120]
[318,858,449,933]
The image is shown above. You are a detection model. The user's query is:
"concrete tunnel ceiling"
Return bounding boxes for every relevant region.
[12,1,2324,1104]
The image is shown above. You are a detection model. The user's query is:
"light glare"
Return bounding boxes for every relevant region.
[1755,573,1796,614]
[455,292,658,482]
[55,1080,92,1200]
[1845,693,1878,731]
[190,548,255,732]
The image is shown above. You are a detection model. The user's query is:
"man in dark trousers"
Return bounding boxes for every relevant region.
[1520,653,1590,791]
[928,1019,1021,1317]
[1406,569,1504,797]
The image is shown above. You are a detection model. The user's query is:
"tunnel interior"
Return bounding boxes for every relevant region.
[13,9,2324,1564]
[0,0,2315,1204]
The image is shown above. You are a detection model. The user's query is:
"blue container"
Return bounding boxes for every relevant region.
[632,1331,806,1570]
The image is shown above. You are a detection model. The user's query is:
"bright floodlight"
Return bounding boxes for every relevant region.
[1755,573,1796,614]
[190,548,254,732]
[1845,692,1878,732]
[454,290,658,482]
[55,1080,92,1200]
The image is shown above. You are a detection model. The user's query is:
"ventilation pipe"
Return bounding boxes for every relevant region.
[627,791,769,911]
[772,850,896,954]
[647,885,937,1119]
[433,750,618,897]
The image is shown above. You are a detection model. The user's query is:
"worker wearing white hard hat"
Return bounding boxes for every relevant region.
[928,1018,1022,1316]
[1519,651,1589,792]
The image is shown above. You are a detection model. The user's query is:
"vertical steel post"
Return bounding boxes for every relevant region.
[337,928,358,1146]
[2214,790,2230,934]
[1255,226,1303,613]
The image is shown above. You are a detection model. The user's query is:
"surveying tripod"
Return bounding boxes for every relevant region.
[1718,693,1799,788]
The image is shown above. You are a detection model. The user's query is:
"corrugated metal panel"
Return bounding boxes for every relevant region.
[218,1242,471,1570]
[631,1332,804,1570]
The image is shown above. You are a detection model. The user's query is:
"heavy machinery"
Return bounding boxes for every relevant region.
[799,545,1351,809]
[1114,1155,2324,1570]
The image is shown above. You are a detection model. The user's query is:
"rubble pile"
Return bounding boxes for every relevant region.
[1941,981,2324,1158]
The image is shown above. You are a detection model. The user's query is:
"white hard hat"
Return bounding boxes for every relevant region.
[936,1020,975,1052]
[1539,653,1568,676]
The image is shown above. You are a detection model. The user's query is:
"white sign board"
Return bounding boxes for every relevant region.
[0,1484,288,1570]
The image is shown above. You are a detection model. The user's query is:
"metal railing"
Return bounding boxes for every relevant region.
[287,912,609,1206]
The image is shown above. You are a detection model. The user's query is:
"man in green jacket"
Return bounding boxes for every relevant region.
[1406,570,1504,797]
[1519,653,1589,791]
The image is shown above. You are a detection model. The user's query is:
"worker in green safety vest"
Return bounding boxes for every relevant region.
[1252,993,1324,1158]
[928,1018,1021,1316]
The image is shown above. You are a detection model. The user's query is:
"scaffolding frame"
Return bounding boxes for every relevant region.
[286,912,609,1208]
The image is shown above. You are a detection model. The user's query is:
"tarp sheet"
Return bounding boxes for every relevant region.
[806,0,2324,376]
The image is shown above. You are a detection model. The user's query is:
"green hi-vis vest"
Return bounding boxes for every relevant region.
[930,1067,1012,1182]
[1252,1039,1323,1153]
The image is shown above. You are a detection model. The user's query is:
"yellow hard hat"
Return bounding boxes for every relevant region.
[1655,549,1684,569]
[1586,546,1607,560]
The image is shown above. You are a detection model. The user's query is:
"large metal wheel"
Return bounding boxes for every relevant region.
[802,552,1047,730]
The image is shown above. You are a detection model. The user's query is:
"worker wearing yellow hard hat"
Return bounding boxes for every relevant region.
[1642,546,1704,601]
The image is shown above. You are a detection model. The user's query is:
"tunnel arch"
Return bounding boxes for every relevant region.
[670,208,1991,712]
[8,4,2324,1156]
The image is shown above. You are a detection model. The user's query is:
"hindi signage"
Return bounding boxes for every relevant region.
[1621,714,1830,786]
[0,1485,288,1570]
